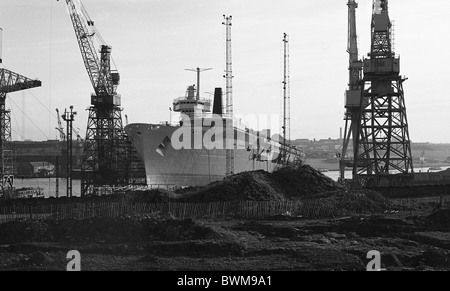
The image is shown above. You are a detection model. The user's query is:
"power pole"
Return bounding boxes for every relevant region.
[223,15,234,176]
[55,156,59,198]
[62,106,76,197]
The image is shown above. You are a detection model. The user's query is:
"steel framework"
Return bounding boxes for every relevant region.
[63,0,131,195]
[81,106,130,194]
[340,0,364,180]
[0,68,41,191]
[62,106,76,197]
[223,15,235,176]
[282,33,291,165]
[353,0,413,182]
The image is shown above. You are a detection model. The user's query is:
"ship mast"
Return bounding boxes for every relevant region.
[185,67,212,100]
[223,15,234,176]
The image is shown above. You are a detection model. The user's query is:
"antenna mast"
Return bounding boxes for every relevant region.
[223,15,234,176]
[282,33,291,165]
[185,67,212,100]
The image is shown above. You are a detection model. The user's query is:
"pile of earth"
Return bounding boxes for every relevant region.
[0,189,176,207]
[178,165,344,203]
[426,209,450,225]
[0,213,220,244]
[301,189,392,216]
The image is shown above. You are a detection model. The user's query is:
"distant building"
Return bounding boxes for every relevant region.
[28,162,55,177]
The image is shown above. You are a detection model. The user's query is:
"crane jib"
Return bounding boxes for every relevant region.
[63,0,119,105]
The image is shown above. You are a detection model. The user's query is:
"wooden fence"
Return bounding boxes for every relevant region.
[1,195,446,224]
[0,198,340,223]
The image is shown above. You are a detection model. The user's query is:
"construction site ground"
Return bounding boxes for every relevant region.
[0,204,449,271]
[1,165,449,271]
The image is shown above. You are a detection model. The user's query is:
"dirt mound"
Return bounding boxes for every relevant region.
[297,190,391,218]
[331,190,391,215]
[0,213,221,244]
[0,189,175,208]
[179,165,343,202]
[117,189,178,203]
[179,170,284,202]
[271,165,343,198]
[426,209,450,225]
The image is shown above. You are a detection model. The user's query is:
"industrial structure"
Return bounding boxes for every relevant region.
[55,108,65,141]
[62,0,131,195]
[62,106,76,197]
[222,15,235,176]
[0,28,42,194]
[282,33,291,165]
[340,0,413,186]
[340,0,363,180]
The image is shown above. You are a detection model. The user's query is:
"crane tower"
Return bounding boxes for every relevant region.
[353,0,413,184]
[62,0,130,195]
[0,29,42,193]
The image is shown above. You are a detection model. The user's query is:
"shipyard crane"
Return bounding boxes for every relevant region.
[0,50,41,192]
[352,0,413,186]
[73,127,82,141]
[55,108,65,141]
[61,0,130,195]
[339,0,364,181]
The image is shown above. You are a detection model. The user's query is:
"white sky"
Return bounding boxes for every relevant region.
[0,0,449,143]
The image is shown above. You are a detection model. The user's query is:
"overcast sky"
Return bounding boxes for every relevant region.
[0,0,449,143]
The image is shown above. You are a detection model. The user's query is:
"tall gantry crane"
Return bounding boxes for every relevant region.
[340,0,364,181]
[353,0,413,185]
[0,30,41,192]
[61,0,130,195]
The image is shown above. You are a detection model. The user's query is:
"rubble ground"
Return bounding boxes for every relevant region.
[0,207,449,271]
[1,165,449,271]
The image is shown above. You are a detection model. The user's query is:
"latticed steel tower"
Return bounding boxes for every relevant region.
[63,0,131,195]
[0,69,41,192]
[222,15,235,176]
[353,0,413,182]
[282,33,291,165]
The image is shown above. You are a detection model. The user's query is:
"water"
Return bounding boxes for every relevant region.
[323,166,450,182]
[15,165,450,198]
[15,178,81,198]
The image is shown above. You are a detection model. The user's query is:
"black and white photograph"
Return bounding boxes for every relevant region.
[0,0,450,277]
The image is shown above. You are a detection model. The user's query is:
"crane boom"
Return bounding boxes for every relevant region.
[60,0,128,195]
[339,0,364,181]
[63,0,118,97]
[347,0,362,90]
[55,108,66,141]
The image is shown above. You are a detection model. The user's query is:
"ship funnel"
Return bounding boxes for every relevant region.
[213,87,223,115]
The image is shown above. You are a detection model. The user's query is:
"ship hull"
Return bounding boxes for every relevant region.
[125,123,300,187]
